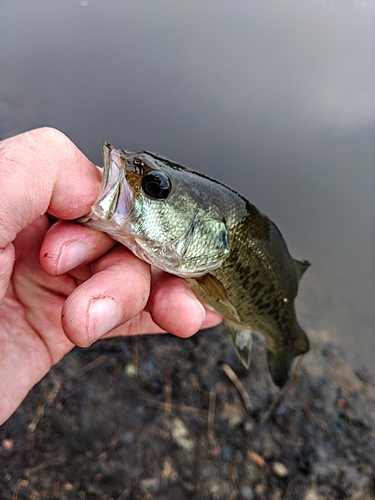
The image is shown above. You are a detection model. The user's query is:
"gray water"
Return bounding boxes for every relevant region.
[1,0,374,368]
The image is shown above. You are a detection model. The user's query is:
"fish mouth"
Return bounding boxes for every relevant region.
[79,143,134,228]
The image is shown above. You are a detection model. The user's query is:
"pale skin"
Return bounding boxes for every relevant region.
[0,128,222,425]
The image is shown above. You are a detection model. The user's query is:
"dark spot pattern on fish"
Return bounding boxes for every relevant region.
[249,281,266,299]
[267,299,282,322]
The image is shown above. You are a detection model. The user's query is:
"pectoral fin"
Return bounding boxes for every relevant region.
[225,322,253,368]
[191,273,241,322]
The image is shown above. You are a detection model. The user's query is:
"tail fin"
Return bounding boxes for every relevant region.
[267,343,309,388]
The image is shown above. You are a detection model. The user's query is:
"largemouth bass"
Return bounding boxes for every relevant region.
[79,143,310,387]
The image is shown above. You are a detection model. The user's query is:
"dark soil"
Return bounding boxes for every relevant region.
[1,326,374,500]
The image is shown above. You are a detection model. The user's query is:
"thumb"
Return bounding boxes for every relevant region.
[0,244,15,302]
[0,128,101,248]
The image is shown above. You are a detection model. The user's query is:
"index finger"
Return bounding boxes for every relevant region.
[0,128,100,248]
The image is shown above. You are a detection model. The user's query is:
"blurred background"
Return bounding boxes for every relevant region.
[1,0,374,368]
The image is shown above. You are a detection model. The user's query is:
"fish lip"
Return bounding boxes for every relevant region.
[81,143,134,227]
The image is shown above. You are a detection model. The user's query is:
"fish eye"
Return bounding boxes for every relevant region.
[141,171,171,199]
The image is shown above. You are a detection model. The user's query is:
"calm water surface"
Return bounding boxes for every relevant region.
[1,0,374,367]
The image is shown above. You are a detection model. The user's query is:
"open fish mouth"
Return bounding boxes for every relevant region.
[78,143,134,228]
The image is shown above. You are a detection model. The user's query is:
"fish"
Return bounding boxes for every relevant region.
[79,143,310,387]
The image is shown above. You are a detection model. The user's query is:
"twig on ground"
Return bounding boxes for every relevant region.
[300,402,330,433]
[116,487,131,500]
[132,336,139,377]
[221,363,253,412]
[247,450,267,468]
[208,389,216,444]
[28,380,61,433]
[164,374,172,415]
[227,490,238,500]
[68,355,108,380]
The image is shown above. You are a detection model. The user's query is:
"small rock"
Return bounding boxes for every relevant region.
[141,478,159,492]
[240,486,254,500]
[269,490,282,500]
[221,401,246,427]
[170,418,194,452]
[272,461,289,477]
[304,489,321,500]
[255,482,266,494]
[161,458,178,482]
[124,363,136,377]
[202,479,232,499]
[243,420,254,433]
[1,439,14,451]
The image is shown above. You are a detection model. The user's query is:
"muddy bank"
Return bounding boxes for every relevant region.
[1,326,374,500]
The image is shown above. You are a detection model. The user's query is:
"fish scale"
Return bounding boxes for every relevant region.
[79,143,310,388]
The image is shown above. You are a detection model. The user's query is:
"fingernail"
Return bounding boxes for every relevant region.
[185,290,206,326]
[88,297,120,344]
[57,241,89,274]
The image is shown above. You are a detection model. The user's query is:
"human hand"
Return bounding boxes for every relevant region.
[0,128,222,425]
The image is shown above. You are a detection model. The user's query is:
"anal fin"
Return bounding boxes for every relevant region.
[225,322,253,368]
